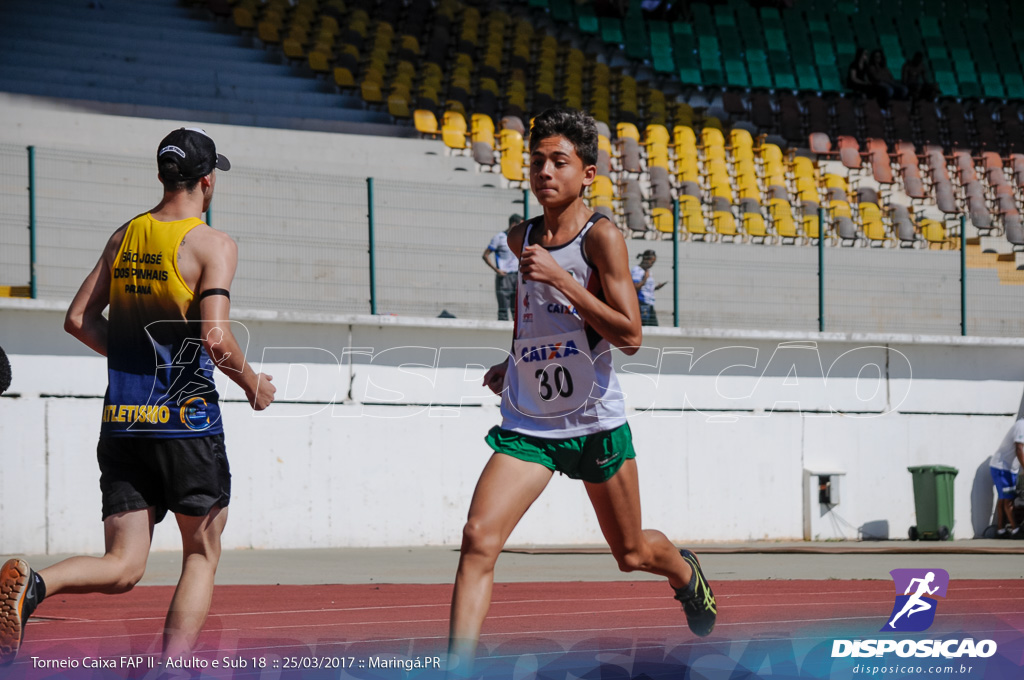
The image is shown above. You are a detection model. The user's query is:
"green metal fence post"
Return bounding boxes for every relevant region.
[818,206,825,332]
[673,197,680,327]
[960,214,967,336]
[522,188,529,221]
[205,205,212,227]
[28,145,37,299]
[367,177,377,315]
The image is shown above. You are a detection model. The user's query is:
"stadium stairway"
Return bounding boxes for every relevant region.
[0,0,401,135]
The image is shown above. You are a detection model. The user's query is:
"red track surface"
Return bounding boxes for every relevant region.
[5,580,1024,678]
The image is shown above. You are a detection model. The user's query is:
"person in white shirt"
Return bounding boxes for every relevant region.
[630,249,666,326]
[990,418,1024,538]
[482,214,522,320]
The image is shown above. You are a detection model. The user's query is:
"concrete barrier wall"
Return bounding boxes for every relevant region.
[2,298,1022,554]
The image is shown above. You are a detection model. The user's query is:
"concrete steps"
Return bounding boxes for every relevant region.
[965,240,1024,284]
[0,0,399,133]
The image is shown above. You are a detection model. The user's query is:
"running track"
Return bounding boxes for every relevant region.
[4,581,1024,679]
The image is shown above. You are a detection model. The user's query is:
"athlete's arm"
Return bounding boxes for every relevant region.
[506,221,528,258]
[520,219,642,353]
[482,248,503,275]
[1016,442,1024,470]
[64,224,126,356]
[482,360,508,395]
[194,230,276,411]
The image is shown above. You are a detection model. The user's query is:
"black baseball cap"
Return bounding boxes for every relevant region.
[157,127,230,182]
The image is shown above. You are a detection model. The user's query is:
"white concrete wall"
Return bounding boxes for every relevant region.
[2,299,1022,553]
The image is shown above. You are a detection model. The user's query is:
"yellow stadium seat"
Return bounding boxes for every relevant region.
[413,109,439,136]
[701,117,723,133]
[828,199,852,219]
[795,176,819,204]
[471,113,495,143]
[790,156,817,180]
[704,145,727,164]
[920,218,949,248]
[729,128,754,151]
[732,145,755,164]
[769,199,801,243]
[822,173,849,192]
[758,143,784,165]
[737,181,761,201]
[647,143,670,170]
[676,160,700,184]
[679,195,707,240]
[333,66,356,89]
[387,93,410,119]
[498,129,525,183]
[860,203,889,245]
[360,79,383,105]
[673,124,697,151]
[308,49,332,73]
[257,19,281,44]
[701,127,726,149]
[616,122,641,142]
[743,211,769,243]
[652,207,675,234]
[645,124,670,146]
[802,212,821,241]
[713,210,740,241]
[445,100,467,117]
[442,111,468,150]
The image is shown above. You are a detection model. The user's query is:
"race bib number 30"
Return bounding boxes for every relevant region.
[513,330,596,418]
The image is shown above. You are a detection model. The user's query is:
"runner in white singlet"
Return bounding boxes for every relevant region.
[447,109,717,677]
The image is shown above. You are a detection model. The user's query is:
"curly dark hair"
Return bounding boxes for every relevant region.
[528,108,598,167]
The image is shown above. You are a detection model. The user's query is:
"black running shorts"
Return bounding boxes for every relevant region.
[97,434,230,523]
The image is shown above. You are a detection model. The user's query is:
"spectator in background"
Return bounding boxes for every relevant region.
[990,418,1024,538]
[866,49,909,107]
[846,48,875,98]
[483,214,522,321]
[902,52,939,101]
[631,249,666,327]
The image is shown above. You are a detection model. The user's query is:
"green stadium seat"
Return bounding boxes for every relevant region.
[818,65,843,93]
[550,0,572,23]
[919,16,941,40]
[1004,74,1024,99]
[576,4,598,34]
[724,60,748,87]
[599,17,623,44]
[796,64,819,91]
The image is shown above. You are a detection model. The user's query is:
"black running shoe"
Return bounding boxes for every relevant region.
[673,549,717,637]
[1,559,40,666]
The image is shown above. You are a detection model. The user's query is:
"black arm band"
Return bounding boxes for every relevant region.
[199,288,230,300]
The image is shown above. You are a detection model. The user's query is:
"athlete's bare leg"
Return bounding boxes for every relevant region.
[162,506,228,660]
[449,454,553,673]
[37,508,154,595]
[583,459,692,589]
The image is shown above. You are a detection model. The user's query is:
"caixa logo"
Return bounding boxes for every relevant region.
[831,568,997,659]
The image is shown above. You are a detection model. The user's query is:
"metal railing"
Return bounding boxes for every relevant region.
[1,144,1020,336]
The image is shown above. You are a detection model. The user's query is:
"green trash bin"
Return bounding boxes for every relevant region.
[907,465,958,541]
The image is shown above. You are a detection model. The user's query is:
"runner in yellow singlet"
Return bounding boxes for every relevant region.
[0,128,276,666]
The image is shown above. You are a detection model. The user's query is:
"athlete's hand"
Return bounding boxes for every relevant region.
[519,245,569,287]
[482,361,508,395]
[248,373,276,410]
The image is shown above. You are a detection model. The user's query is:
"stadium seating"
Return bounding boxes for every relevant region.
[9,0,1024,258]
